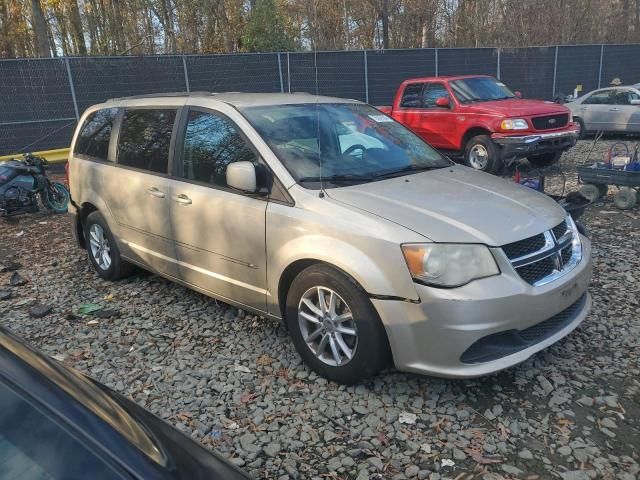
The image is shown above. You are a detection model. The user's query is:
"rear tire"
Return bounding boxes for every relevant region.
[527,151,562,168]
[613,188,637,210]
[285,264,390,384]
[83,211,134,280]
[580,183,607,202]
[463,135,501,174]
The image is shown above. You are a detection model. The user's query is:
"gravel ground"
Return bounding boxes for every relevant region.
[1,140,639,480]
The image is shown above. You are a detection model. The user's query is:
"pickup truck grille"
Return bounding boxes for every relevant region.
[501,218,580,286]
[532,113,569,131]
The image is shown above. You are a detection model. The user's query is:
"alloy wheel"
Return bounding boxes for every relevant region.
[89,224,112,271]
[298,286,358,366]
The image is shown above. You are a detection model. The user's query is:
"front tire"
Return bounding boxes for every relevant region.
[464,135,501,173]
[83,211,133,280]
[285,264,390,384]
[574,117,586,139]
[527,151,562,169]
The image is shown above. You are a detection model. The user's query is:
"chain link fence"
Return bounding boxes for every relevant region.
[1,44,639,155]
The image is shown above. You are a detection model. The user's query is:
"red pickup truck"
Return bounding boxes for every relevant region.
[378,75,579,174]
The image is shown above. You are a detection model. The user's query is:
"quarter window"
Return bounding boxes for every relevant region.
[117,109,176,174]
[400,84,424,108]
[180,110,259,188]
[74,108,118,160]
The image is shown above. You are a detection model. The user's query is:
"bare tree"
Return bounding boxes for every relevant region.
[30,0,50,57]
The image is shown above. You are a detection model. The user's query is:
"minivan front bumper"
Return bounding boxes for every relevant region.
[372,237,592,378]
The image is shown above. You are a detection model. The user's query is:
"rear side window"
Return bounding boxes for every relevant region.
[400,83,424,108]
[584,90,613,105]
[117,109,176,174]
[180,110,259,187]
[74,108,118,160]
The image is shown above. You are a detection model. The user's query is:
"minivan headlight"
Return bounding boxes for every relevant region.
[501,118,529,130]
[401,243,500,287]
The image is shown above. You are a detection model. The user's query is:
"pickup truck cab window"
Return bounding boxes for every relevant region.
[422,83,450,108]
[180,110,260,188]
[400,83,424,108]
[117,108,176,174]
[241,102,450,187]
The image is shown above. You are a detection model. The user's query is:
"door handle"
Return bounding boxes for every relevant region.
[609,108,619,111]
[147,187,165,198]
[173,194,192,205]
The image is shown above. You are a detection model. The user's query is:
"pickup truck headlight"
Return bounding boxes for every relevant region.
[401,244,499,288]
[501,118,529,130]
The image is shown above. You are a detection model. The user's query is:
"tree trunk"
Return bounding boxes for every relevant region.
[0,0,14,57]
[30,0,51,57]
[68,0,86,55]
[380,0,390,49]
[623,0,630,41]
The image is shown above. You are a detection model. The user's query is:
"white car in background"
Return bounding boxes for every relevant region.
[567,86,640,136]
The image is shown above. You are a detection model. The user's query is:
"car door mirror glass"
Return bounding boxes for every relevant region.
[435,97,450,108]
[227,161,257,193]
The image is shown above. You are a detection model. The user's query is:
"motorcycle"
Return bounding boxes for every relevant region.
[0,153,70,217]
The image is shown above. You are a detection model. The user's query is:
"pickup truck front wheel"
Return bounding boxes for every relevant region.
[464,135,501,174]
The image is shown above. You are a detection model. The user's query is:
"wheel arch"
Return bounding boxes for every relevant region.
[461,126,493,150]
[74,202,99,248]
[277,259,394,367]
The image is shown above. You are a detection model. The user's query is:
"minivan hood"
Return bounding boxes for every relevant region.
[470,98,568,117]
[326,166,566,245]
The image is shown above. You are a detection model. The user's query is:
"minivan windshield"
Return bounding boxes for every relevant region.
[450,77,515,103]
[241,103,450,188]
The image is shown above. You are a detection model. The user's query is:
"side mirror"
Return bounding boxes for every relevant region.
[435,97,450,108]
[226,161,257,193]
[631,99,640,105]
[514,91,522,98]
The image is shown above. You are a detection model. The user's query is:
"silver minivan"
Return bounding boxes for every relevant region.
[68,92,592,384]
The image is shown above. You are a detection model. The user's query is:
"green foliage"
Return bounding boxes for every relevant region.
[241,0,293,52]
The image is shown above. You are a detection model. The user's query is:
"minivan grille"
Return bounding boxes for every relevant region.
[502,218,579,286]
[532,113,569,131]
[502,234,546,260]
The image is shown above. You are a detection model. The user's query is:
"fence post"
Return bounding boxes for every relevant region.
[434,48,438,76]
[182,55,190,92]
[363,50,369,103]
[277,53,284,93]
[287,52,291,93]
[496,48,501,80]
[64,58,79,120]
[552,45,558,98]
[597,45,604,89]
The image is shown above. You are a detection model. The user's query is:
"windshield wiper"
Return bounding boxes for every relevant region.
[371,164,446,180]
[297,173,374,184]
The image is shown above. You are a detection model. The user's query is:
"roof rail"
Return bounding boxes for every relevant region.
[107,91,218,101]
